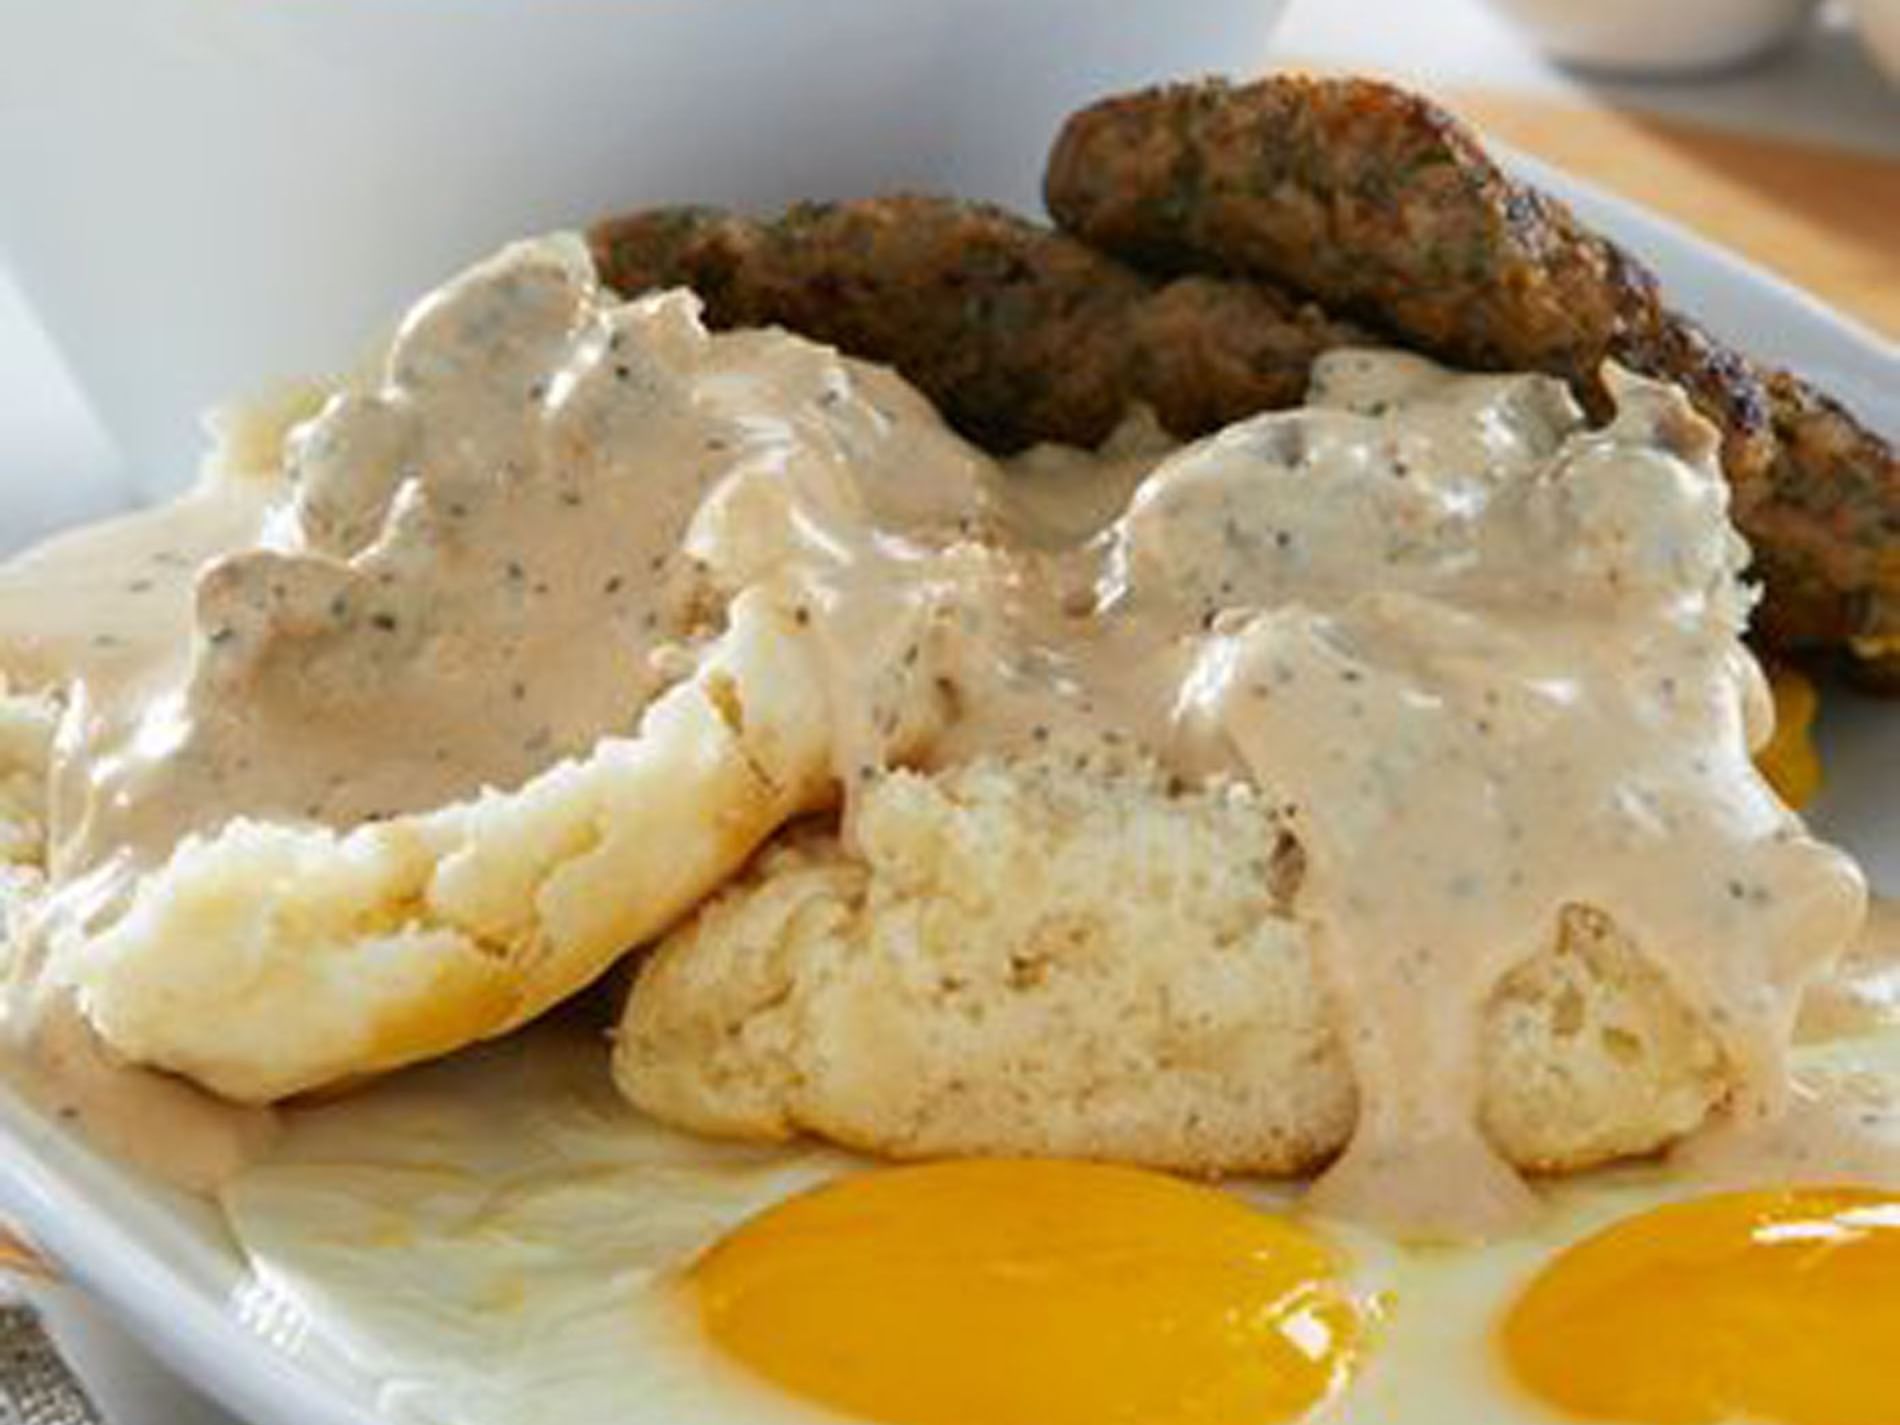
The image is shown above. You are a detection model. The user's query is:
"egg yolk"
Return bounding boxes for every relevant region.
[1502,1187,1900,1425]
[1756,665,1822,809]
[688,1158,1366,1425]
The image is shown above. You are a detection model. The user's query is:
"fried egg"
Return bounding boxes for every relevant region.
[219,1015,1900,1425]
[1502,1188,1900,1425]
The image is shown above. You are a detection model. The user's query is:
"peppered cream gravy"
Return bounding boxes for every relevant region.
[0,236,1875,1231]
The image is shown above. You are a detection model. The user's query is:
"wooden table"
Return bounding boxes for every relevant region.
[1454,92,1900,339]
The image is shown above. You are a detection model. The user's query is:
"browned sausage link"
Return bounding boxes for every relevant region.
[1045,74,1900,669]
[587,196,1366,453]
[1042,75,1775,477]
[1755,370,1900,652]
[1046,77,1645,372]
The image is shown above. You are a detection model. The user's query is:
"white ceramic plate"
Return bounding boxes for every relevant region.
[0,158,1895,1425]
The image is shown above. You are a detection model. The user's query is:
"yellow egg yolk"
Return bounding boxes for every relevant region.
[1502,1187,1900,1425]
[687,1158,1366,1425]
[1757,665,1822,809]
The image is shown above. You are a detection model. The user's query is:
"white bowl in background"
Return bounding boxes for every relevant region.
[0,0,1288,503]
[1480,0,1819,75]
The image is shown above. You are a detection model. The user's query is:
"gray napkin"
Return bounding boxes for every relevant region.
[0,1307,99,1425]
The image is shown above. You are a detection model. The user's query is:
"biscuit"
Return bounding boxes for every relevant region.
[616,744,1728,1175]
[66,589,838,1103]
[40,235,985,1105]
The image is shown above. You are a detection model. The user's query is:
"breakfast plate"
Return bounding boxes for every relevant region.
[0,144,1894,1425]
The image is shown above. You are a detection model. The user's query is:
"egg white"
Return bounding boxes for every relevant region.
[222,1023,851,1425]
[221,1017,1900,1425]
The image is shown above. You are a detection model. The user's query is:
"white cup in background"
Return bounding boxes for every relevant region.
[0,0,1287,504]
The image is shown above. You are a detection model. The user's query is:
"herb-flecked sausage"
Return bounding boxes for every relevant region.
[1044,74,1900,668]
